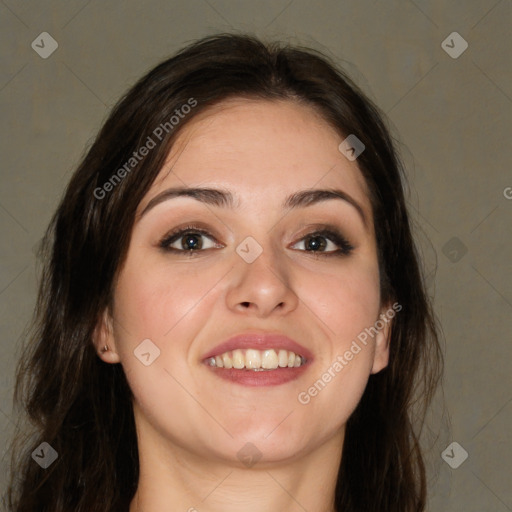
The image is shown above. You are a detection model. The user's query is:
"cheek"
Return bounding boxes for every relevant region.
[113,258,221,341]
[110,261,230,448]
[294,259,381,425]
[110,256,227,400]
[304,259,381,345]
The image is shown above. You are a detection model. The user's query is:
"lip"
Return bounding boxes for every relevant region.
[201,332,314,387]
[206,365,310,386]
[201,332,314,362]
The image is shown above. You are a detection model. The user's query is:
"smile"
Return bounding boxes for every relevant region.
[202,332,312,386]
[206,348,306,370]
[207,349,306,371]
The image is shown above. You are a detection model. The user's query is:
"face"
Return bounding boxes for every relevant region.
[96,98,391,466]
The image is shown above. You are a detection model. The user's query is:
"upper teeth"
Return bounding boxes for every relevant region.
[207,349,305,370]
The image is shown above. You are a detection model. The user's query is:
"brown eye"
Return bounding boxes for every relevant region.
[303,234,328,252]
[160,227,220,253]
[291,229,354,256]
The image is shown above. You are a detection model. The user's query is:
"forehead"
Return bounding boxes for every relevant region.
[142,98,371,215]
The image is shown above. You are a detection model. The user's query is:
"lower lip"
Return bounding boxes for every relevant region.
[205,363,310,386]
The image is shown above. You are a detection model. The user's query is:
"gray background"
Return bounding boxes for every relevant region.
[0,1,511,510]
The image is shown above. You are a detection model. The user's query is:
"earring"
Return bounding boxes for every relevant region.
[101,345,109,353]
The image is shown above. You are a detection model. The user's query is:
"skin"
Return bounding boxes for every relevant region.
[95,98,391,512]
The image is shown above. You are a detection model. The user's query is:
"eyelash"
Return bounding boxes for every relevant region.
[159,224,354,258]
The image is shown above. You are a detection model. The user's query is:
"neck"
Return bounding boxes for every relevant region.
[129,421,344,512]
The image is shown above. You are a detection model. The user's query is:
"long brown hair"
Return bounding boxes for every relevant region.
[5,33,443,511]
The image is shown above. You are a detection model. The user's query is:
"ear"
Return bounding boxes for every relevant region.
[92,308,121,364]
[370,304,394,375]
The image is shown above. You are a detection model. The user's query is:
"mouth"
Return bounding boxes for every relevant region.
[201,332,312,386]
[205,348,306,371]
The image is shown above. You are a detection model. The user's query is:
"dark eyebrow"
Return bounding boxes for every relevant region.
[139,186,367,227]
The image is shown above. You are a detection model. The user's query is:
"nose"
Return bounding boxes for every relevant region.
[225,238,299,318]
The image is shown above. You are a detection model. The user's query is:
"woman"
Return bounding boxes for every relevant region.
[6,33,442,511]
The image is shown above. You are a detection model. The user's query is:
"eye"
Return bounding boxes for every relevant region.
[158,225,354,257]
[291,229,354,256]
[159,225,222,253]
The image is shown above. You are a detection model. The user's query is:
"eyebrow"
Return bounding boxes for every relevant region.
[139,186,368,227]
